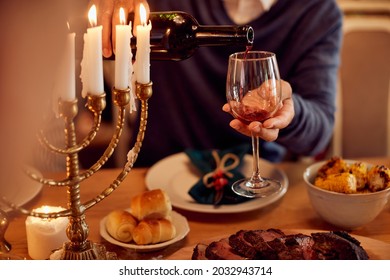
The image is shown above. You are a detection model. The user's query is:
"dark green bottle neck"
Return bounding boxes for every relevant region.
[195,25,254,46]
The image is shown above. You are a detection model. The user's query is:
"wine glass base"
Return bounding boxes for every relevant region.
[232,178,282,198]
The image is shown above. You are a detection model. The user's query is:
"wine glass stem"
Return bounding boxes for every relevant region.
[251,133,263,183]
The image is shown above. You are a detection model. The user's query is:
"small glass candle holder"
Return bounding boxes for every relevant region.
[25,206,68,260]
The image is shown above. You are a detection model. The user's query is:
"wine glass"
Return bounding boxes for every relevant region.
[226,51,282,198]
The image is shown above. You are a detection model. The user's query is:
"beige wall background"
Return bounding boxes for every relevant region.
[330,0,390,158]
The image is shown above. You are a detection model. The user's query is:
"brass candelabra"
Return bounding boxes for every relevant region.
[1,82,152,260]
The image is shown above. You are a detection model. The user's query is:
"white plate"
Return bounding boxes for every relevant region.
[145,153,289,214]
[100,211,190,252]
[0,167,43,212]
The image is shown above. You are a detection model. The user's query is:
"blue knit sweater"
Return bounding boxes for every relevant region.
[132,0,343,166]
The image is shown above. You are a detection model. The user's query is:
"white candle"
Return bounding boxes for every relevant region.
[58,31,76,101]
[115,7,133,90]
[52,30,76,116]
[25,206,68,260]
[66,32,76,100]
[80,5,104,97]
[135,3,151,84]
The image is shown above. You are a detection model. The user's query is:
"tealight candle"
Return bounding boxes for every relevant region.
[25,206,68,260]
[135,3,151,84]
[115,7,133,90]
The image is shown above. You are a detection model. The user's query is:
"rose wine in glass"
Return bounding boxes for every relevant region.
[226,51,282,198]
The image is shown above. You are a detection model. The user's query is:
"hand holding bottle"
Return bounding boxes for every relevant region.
[88,0,150,58]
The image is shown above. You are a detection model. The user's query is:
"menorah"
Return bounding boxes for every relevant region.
[1,82,152,260]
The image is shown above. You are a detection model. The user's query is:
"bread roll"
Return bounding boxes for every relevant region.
[105,210,138,243]
[132,218,176,245]
[130,189,172,221]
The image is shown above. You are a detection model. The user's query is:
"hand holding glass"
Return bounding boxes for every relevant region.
[226,51,282,198]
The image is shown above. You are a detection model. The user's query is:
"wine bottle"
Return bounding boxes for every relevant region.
[123,11,254,61]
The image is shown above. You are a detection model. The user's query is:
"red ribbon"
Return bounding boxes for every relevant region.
[202,150,240,191]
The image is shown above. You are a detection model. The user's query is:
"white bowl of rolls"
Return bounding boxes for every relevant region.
[303,157,390,229]
[104,189,179,245]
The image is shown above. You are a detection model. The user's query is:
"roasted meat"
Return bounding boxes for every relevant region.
[263,233,315,260]
[204,238,246,260]
[192,229,369,260]
[191,243,208,260]
[311,231,369,260]
[228,228,285,259]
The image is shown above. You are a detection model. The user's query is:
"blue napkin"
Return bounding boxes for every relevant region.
[185,144,252,205]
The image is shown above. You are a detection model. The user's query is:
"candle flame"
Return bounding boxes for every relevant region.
[140,3,146,25]
[41,206,52,214]
[119,7,126,25]
[88,4,97,27]
[67,21,70,31]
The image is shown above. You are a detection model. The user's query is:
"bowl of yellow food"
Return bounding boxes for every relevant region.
[303,157,390,229]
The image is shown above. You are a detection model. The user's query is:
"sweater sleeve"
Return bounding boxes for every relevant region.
[276,1,343,157]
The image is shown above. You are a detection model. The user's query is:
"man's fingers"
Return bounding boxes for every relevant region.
[93,0,115,57]
[263,97,294,129]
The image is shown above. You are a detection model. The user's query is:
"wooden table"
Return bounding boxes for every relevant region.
[3,157,390,260]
